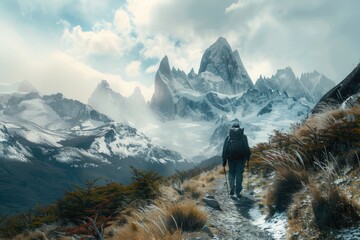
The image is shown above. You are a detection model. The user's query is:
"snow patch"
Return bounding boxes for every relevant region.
[250,206,288,240]
[337,226,360,240]
[200,71,224,82]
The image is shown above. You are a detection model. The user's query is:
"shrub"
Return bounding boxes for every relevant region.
[310,183,360,230]
[166,202,207,232]
[130,166,162,202]
[57,181,128,222]
[265,167,308,216]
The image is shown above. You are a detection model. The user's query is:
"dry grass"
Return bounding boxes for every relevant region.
[288,190,324,240]
[295,106,360,138]
[264,167,308,216]
[110,180,208,240]
[287,158,360,239]
[12,231,48,240]
[198,173,216,183]
[166,202,207,233]
[182,181,202,199]
[113,200,182,240]
[112,201,207,240]
[113,222,182,240]
[309,182,360,230]
[111,167,219,240]
[180,169,219,200]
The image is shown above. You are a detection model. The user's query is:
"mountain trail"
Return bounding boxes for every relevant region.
[205,177,274,240]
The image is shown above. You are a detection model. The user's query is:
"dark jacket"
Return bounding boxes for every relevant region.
[222,127,251,162]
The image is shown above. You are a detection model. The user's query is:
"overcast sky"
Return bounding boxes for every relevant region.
[1,0,359,102]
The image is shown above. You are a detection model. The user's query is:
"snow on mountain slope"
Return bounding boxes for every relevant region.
[150,38,255,119]
[255,67,312,100]
[0,115,191,215]
[3,92,111,131]
[0,91,187,165]
[300,71,336,102]
[0,123,33,162]
[89,80,156,127]
[205,92,312,157]
[255,67,335,103]
[90,37,316,161]
[197,37,254,94]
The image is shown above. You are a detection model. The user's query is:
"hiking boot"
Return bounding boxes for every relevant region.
[230,188,234,196]
[236,193,242,198]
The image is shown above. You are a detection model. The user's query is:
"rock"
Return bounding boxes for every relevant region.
[334,178,347,185]
[203,194,222,211]
[313,63,360,113]
[150,56,176,118]
[201,225,214,238]
[197,37,254,94]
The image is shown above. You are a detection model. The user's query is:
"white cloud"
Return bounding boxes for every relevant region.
[145,64,158,74]
[225,0,248,13]
[126,60,141,77]
[30,52,153,102]
[3,0,360,101]
[114,8,132,34]
[246,59,274,81]
[126,0,166,30]
[62,25,123,57]
[0,20,153,103]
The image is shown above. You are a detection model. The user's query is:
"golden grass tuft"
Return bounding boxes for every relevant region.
[166,202,207,233]
[113,200,207,240]
[182,181,202,199]
[114,221,182,240]
[295,106,360,138]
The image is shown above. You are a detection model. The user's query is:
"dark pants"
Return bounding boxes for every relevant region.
[228,160,246,195]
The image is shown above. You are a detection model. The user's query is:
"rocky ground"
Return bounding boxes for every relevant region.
[202,177,275,240]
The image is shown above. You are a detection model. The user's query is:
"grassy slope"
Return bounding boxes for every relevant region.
[4,106,360,239]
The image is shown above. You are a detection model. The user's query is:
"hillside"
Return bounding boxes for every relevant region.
[3,62,360,239]
[3,102,360,239]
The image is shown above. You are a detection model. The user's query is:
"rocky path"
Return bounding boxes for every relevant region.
[205,178,274,240]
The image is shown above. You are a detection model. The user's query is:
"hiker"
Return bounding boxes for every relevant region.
[222,123,251,198]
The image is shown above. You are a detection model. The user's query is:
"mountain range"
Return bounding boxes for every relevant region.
[0,37,337,214]
[0,92,188,213]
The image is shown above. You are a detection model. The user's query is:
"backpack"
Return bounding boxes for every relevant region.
[227,128,246,160]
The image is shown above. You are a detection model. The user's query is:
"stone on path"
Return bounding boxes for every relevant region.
[203,194,222,211]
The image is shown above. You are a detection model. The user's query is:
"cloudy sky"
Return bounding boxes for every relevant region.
[1,0,359,102]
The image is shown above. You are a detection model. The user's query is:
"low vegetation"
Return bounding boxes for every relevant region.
[166,202,207,232]
[253,105,360,238]
[0,167,163,239]
[4,106,360,239]
[1,164,219,240]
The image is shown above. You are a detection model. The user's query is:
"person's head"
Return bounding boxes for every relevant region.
[232,123,240,128]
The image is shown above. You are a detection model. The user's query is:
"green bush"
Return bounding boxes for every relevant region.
[0,167,163,239]
[130,166,162,201]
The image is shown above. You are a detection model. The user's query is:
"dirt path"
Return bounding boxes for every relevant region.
[205,178,274,240]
